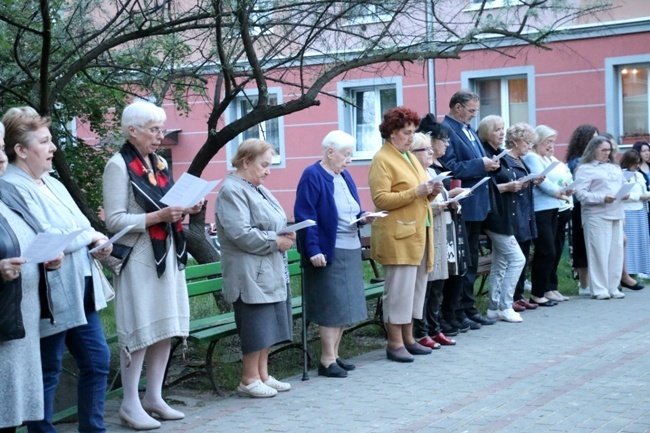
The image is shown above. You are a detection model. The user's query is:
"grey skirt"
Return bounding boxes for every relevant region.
[233,285,293,355]
[304,247,368,327]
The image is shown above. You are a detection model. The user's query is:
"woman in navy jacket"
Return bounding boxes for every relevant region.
[294,130,374,378]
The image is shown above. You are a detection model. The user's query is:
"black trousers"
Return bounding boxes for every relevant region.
[531,209,559,298]
[514,239,532,301]
[414,279,445,338]
[441,275,462,322]
[457,220,482,319]
[549,208,571,292]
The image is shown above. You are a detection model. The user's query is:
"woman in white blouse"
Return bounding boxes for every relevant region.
[573,136,627,300]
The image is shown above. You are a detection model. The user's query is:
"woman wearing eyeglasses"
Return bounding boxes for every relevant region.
[573,136,627,300]
[103,101,204,430]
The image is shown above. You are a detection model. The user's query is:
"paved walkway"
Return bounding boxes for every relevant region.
[58,287,650,433]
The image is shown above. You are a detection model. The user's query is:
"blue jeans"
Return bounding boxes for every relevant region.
[27,278,110,433]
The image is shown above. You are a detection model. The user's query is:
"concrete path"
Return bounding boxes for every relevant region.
[57,287,650,433]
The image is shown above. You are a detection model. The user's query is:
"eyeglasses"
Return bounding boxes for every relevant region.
[599,148,613,152]
[412,147,434,153]
[140,126,167,136]
[461,103,478,115]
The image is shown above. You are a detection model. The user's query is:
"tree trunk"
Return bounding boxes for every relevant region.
[186,203,220,264]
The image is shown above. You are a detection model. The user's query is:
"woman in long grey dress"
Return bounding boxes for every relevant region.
[216,138,295,398]
[294,130,374,378]
[0,121,62,433]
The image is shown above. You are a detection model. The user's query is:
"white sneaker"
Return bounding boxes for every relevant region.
[498,308,523,323]
[264,376,291,392]
[487,309,499,319]
[610,290,625,299]
[592,293,611,300]
[237,379,278,398]
[578,285,591,296]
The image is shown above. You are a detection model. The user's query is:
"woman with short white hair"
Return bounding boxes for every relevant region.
[103,100,204,429]
[294,130,374,378]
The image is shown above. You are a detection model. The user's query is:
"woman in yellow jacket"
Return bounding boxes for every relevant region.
[369,106,441,363]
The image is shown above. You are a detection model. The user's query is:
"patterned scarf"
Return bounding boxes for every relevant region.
[120,141,187,277]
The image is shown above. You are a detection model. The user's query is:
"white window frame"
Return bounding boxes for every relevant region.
[461,66,535,130]
[344,1,393,25]
[337,77,403,161]
[226,87,285,168]
[605,54,650,143]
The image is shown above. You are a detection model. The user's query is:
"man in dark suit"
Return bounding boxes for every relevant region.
[439,89,500,331]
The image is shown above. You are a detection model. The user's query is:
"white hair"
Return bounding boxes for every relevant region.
[411,132,430,151]
[321,130,356,154]
[120,100,167,135]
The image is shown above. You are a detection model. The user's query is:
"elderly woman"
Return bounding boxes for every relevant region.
[103,101,203,430]
[216,138,294,397]
[368,106,440,363]
[410,131,459,345]
[478,118,529,322]
[417,115,469,337]
[620,149,650,281]
[0,122,63,433]
[566,125,599,295]
[523,125,571,306]
[532,126,574,302]
[294,130,373,378]
[2,107,112,433]
[573,135,627,300]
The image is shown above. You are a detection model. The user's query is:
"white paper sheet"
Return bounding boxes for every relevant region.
[444,189,471,204]
[21,229,85,263]
[492,149,509,161]
[349,211,388,225]
[89,224,136,253]
[518,160,561,183]
[160,173,221,208]
[277,219,316,235]
[615,182,635,201]
[469,176,490,193]
[428,171,452,183]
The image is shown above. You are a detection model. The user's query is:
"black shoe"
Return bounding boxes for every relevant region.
[318,362,348,378]
[469,314,497,326]
[620,281,645,291]
[336,357,356,371]
[449,318,470,333]
[440,319,460,336]
[459,317,481,330]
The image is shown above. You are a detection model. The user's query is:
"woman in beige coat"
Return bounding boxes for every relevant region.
[368,106,441,363]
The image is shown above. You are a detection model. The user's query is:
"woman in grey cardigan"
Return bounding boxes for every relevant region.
[0,121,63,433]
[2,107,112,433]
[216,139,296,398]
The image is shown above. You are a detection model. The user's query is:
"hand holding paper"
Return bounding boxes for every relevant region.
[21,229,85,263]
[89,224,136,253]
[349,211,388,225]
[161,173,221,209]
[277,219,316,235]
[518,161,561,183]
[614,182,634,201]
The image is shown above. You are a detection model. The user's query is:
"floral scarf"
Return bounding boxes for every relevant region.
[120,141,187,277]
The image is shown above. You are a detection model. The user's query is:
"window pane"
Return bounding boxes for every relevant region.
[354,90,380,152]
[622,66,649,138]
[477,79,501,119]
[508,78,528,124]
[379,88,397,115]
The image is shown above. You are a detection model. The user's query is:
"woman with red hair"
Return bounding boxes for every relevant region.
[368,107,442,363]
